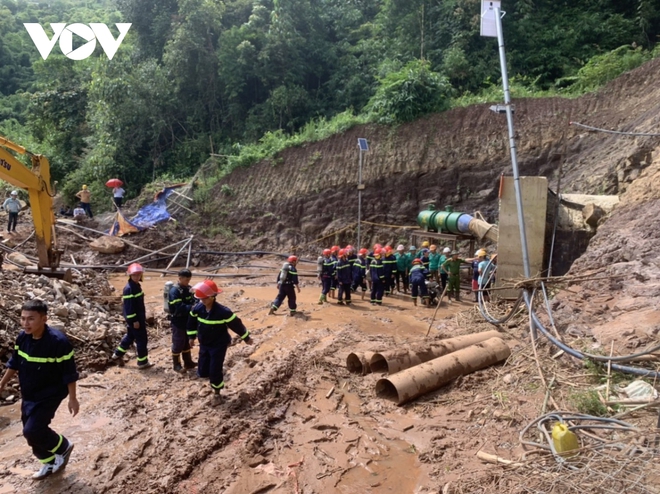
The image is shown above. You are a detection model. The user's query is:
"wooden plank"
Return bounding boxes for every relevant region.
[497,177,547,298]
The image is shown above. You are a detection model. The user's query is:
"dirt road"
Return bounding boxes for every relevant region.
[0,262,513,493]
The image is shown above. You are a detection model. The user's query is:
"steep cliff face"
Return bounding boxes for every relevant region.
[211,57,660,253]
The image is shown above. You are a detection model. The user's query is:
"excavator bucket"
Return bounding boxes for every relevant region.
[24,266,73,283]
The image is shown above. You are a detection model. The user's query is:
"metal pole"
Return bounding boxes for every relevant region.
[495,7,531,279]
[357,150,363,249]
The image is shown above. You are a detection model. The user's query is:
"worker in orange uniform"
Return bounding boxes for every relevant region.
[269,255,300,315]
[111,263,154,369]
[187,280,253,405]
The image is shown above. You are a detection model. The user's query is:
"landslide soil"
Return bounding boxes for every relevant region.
[2,58,660,493]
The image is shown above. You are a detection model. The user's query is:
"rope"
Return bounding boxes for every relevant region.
[570,121,660,137]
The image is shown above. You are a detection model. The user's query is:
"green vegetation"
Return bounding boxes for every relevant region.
[1,0,660,210]
[568,390,610,417]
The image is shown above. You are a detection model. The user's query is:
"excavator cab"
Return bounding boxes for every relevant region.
[0,135,72,282]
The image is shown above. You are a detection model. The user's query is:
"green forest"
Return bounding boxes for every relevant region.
[1,0,659,209]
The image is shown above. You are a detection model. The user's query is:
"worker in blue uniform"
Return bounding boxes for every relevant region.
[111,263,154,369]
[269,256,300,315]
[0,299,78,480]
[335,249,353,305]
[168,268,196,372]
[370,248,386,305]
[317,248,335,304]
[409,258,430,306]
[187,280,253,405]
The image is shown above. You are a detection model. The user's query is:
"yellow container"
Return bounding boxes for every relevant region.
[552,423,579,457]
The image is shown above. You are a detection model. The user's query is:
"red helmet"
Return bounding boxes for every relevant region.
[338,249,346,257]
[373,243,382,250]
[359,248,368,255]
[127,263,144,275]
[193,280,221,299]
[385,246,393,253]
[345,244,354,252]
[374,248,383,256]
[412,258,422,265]
[323,248,332,256]
[331,245,339,253]
[288,255,298,263]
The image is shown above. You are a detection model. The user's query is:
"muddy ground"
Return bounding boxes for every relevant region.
[0,255,659,494]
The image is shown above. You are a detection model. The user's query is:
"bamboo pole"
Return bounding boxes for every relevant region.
[160,236,193,277]
[186,236,193,268]
[120,238,191,267]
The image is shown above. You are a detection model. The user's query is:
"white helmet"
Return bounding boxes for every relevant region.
[443,247,451,254]
[10,190,18,196]
[397,244,405,251]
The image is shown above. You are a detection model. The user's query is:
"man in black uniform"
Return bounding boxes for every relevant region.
[0,299,79,480]
[269,256,301,315]
[168,269,197,372]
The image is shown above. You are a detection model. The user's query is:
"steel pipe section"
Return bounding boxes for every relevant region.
[369,330,502,374]
[375,337,511,405]
[346,351,376,375]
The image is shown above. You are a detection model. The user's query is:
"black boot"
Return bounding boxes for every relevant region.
[172,355,183,372]
[182,351,197,369]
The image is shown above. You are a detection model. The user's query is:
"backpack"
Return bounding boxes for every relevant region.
[163,282,183,315]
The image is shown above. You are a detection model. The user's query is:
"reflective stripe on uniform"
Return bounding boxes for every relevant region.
[169,299,181,305]
[14,346,74,364]
[241,331,250,340]
[49,434,63,453]
[211,381,225,390]
[126,313,137,319]
[137,355,149,362]
[40,454,56,464]
[197,314,236,325]
[122,292,144,299]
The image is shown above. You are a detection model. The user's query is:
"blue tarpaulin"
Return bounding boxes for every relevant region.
[109,186,184,236]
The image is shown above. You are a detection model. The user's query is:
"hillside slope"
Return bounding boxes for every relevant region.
[213,57,660,253]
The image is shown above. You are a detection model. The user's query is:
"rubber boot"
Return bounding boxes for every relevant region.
[182,351,197,369]
[413,298,417,306]
[455,291,461,302]
[172,355,183,372]
[318,294,325,305]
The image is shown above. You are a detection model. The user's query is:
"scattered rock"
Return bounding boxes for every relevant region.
[90,235,126,254]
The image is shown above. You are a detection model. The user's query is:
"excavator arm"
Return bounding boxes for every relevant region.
[0,135,70,280]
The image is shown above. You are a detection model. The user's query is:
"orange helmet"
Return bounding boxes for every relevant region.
[359,248,368,255]
[331,245,339,253]
[127,263,144,275]
[412,258,422,265]
[288,255,298,263]
[374,247,383,256]
[385,246,393,254]
[193,280,221,299]
[323,249,332,256]
[338,249,346,257]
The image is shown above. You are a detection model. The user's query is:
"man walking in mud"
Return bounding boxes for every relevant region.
[187,280,254,405]
[0,299,78,480]
[168,269,197,372]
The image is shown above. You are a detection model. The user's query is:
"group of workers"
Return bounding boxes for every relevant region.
[267,242,496,313]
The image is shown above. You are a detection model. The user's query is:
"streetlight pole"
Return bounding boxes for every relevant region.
[357,138,369,248]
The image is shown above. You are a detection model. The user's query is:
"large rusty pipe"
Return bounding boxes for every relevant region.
[369,330,502,374]
[375,337,511,405]
[346,351,376,375]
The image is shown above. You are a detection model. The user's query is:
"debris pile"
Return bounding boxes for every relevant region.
[0,270,131,403]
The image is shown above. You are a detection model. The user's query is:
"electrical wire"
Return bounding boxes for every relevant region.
[570,121,660,137]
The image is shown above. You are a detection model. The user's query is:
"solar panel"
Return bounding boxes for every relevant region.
[357,138,369,151]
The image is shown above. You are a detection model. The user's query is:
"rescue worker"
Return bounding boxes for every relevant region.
[395,244,411,293]
[428,245,441,282]
[74,184,93,218]
[3,190,21,233]
[366,243,381,290]
[420,248,431,270]
[439,247,451,293]
[382,246,398,295]
[111,263,154,369]
[0,299,78,480]
[442,251,467,301]
[317,249,335,304]
[187,280,253,405]
[168,269,196,372]
[345,245,357,270]
[269,256,300,315]
[416,241,430,259]
[352,248,368,299]
[409,259,430,306]
[470,249,488,301]
[329,245,340,299]
[369,247,386,305]
[335,249,353,305]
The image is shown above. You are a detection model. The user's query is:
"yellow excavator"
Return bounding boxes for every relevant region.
[0,135,71,282]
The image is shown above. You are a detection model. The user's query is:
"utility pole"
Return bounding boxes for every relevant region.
[357,138,369,249]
